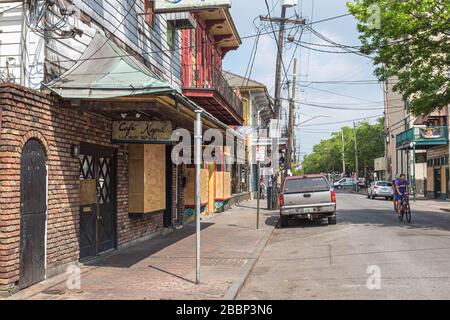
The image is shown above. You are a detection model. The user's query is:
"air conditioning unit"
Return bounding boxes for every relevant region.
[282,0,296,7]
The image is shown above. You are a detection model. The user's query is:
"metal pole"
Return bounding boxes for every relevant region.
[342,129,346,177]
[257,162,260,230]
[285,58,297,178]
[194,110,203,285]
[273,5,287,120]
[413,143,417,201]
[20,3,28,87]
[448,105,450,199]
[353,122,359,193]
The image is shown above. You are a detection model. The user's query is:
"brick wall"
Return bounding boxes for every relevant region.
[0,84,167,286]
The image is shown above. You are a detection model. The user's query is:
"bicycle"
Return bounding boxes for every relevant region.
[397,194,411,223]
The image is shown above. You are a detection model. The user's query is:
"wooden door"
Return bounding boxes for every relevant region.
[19,139,47,289]
[79,144,116,260]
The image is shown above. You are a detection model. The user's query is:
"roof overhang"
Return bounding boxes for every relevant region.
[197,7,241,51]
[44,32,232,132]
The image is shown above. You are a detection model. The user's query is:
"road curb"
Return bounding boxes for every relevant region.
[223,224,276,300]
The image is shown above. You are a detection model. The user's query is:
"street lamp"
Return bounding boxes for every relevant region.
[410,141,417,201]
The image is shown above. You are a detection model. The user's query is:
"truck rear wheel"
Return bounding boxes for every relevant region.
[280,215,288,228]
[328,216,337,225]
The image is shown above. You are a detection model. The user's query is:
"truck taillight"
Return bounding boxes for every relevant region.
[331,190,336,203]
[279,194,284,207]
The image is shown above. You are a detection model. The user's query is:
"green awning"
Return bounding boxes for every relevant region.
[45,32,178,99]
[45,32,233,132]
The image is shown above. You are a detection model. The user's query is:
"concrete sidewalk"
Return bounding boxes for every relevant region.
[413,198,450,212]
[6,200,277,300]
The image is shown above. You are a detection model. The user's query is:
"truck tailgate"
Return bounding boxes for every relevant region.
[284,190,332,207]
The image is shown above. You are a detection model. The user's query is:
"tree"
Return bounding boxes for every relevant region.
[347,0,450,116]
[301,118,385,180]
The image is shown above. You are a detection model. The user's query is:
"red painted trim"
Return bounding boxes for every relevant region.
[182,89,215,98]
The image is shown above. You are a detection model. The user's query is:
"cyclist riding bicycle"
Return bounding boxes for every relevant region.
[395,174,410,217]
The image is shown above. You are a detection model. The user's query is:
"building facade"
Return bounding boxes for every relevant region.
[0,0,243,291]
[385,78,449,199]
[224,72,275,199]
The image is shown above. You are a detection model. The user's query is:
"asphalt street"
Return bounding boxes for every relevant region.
[237,193,450,300]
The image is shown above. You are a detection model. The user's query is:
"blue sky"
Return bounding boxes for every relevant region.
[223,0,385,160]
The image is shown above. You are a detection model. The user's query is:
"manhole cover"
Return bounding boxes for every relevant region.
[42,289,65,295]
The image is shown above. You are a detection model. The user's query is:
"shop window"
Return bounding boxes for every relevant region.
[144,0,155,27]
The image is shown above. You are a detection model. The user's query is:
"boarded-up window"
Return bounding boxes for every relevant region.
[144,0,154,27]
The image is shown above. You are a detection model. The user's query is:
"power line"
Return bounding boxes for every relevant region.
[295,101,405,111]
[300,85,383,103]
[301,109,401,127]
[50,11,354,65]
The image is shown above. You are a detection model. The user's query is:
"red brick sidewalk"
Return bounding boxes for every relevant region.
[6,200,276,300]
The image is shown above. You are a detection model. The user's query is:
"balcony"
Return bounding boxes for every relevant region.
[396,126,449,150]
[182,66,244,125]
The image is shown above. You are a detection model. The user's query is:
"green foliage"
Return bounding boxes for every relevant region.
[347,0,450,116]
[301,118,385,179]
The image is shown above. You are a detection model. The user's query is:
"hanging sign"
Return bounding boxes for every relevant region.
[154,0,231,13]
[256,146,266,162]
[112,121,173,144]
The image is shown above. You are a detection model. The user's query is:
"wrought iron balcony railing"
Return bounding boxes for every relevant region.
[183,66,243,119]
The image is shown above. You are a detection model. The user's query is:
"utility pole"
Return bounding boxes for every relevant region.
[353,122,359,193]
[260,3,304,207]
[285,58,297,177]
[341,129,346,177]
[260,9,305,120]
[263,6,286,120]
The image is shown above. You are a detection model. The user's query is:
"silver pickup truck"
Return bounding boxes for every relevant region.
[279,174,337,228]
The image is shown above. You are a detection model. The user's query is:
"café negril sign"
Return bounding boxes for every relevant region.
[112,121,173,144]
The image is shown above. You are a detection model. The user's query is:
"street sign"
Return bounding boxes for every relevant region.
[256,146,266,162]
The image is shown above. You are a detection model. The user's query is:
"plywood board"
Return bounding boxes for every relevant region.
[427,167,434,192]
[128,144,166,214]
[185,167,196,205]
[215,171,224,200]
[442,167,447,194]
[215,171,231,199]
[201,169,209,205]
[80,179,97,205]
[128,145,145,213]
[144,144,166,213]
[224,172,231,199]
[208,165,215,214]
[184,167,209,206]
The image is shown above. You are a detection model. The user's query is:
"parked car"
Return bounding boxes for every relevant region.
[333,178,355,190]
[279,175,337,228]
[367,181,394,200]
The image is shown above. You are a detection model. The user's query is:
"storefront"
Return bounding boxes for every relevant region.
[0,34,230,290]
[426,147,449,200]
